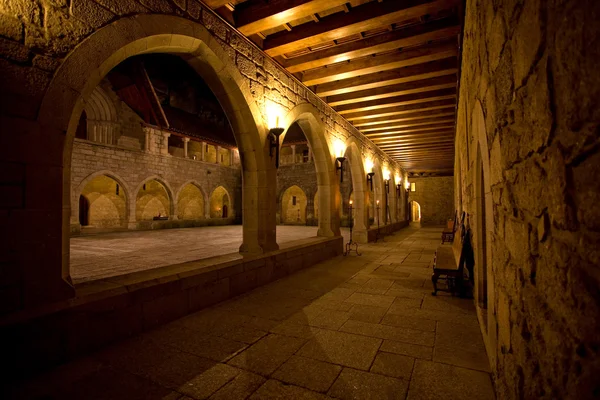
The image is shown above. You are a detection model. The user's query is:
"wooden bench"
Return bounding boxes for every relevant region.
[432,221,473,297]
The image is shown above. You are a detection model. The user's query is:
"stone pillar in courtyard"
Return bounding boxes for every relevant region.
[230,149,234,166]
[200,141,206,161]
[291,145,296,164]
[161,131,170,156]
[308,148,312,162]
[183,137,190,158]
[216,145,220,164]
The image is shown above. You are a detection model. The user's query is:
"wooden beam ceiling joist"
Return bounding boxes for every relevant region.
[204,0,233,9]
[284,17,460,72]
[335,88,456,115]
[302,40,457,86]
[353,110,455,127]
[373,131,455,143]
[367,124,455,138]
[375,138,454,146]
[315,58,457,97]
[327,75,456,106]
[359,117,455,132]
[236,0,350,35]
[345,99,456,121]
[262,0,459,57]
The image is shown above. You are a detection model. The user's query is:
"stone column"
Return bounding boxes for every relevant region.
[161,131,170,156]
[230,149,234,166]
[144,129,150,152]
[291,144,296,164]
[216,145,221,164]
[308,148,312,162]
[183,137,190,158]
[200,141,206,161]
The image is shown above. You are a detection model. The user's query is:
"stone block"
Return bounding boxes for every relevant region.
[142,290,188,329]
[188,277,229,311]
[230,269,258,296]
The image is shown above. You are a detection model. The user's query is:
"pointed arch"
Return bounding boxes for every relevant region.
[135,177,174,221]
[280,103,339,237]
[343,138,368,242]
[175,181,207,220]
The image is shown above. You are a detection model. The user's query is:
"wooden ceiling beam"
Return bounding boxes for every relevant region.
[345,99,456,121]
[327,75,456,106]
[373,131,455,142]
[284,17,460,72]
[367,124,455,138]
[375,138,454,146]
[360,117,455,132]
[353,110,455,127]
[302,40,457,86]
[336,88,456,115]
[263,0,459,57]
[316,58,457,97]
[236,0,350,36]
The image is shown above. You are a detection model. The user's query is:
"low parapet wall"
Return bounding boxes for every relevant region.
[367,221,409,242]
[0,236,343,380]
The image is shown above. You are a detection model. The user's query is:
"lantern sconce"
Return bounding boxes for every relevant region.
[366,172,375,191]
[405,180,411,193]
[267,103,284,169]
[384,178,390,193]
[396,184,402,197]
[336,156,346,183]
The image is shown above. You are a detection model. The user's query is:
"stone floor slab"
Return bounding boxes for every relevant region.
[433,345,491,372]
[272,355,342,393]
[209,370,266,400]
[249,379,331,399]
[178,363,241,399]
[296,330,382,371]
[370,352,415,380]
[381,313,436,332]
[407,360,494,400]
[380,340,434,360]
[228,334,307,376]
[340,320,435,347]
[345,293,396,308]
[328,368,409,400]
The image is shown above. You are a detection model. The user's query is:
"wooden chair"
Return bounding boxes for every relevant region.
[441,210,458,243]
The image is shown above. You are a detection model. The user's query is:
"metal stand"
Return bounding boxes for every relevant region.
[374,203,383,242]
[344,203,361,256]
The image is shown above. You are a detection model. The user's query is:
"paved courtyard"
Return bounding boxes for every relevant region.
[71,225,349,283]
[14,226,494,399]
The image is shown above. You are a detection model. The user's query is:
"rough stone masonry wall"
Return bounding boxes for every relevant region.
[457,0,600,398]
[408,176,454,226]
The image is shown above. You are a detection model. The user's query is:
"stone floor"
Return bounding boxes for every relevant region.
[12,226,495,399]
[71,225,350,283]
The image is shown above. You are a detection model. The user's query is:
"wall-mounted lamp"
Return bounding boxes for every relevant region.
[267,103,284,168]
[366,172,375,191]
[396,184,401,198]
[336,156,346,183]
[405,180,411,192]
[384,179,390,193]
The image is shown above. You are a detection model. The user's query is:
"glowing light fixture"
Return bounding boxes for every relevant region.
[266,101,284,168]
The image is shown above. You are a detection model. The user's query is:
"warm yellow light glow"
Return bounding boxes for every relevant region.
[383,168,391,181]
[349,199,353,205]
[395,174,402,184]
[265,100,283,129]
[333,139,345,158]
[365,158,374,173]
[376,200,380,206]
[405,180,410,190]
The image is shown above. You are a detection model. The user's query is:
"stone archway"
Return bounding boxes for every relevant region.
[210,186,231,219]
[410,201,422,222]
[280,185,308,224]
[372,158,385,227]
[36,15,274,295]
[73,170,132,232]
[135,178,173,221]
[175,182,206,221]
[343,139,368,243]
[472,101,494,326]
[280,103,339,238]
[79,174,128,229]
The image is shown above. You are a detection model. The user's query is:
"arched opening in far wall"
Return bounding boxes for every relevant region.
[281,185,308,224]
[210,186,231,219]
[80,175,128,229]
[410,201,422,222]
[177,183,205,220]
[136,179,171,221]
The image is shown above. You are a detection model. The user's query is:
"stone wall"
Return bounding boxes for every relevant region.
[276,161,318,225]
[408,176,454,226]
[71,139,242,230]
[456,0,600,398]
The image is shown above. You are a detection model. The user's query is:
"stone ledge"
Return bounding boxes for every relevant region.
[367,221,409,242]
[0,235,343,379]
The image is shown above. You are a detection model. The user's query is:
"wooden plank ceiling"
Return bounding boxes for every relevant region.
[212,0,462,175]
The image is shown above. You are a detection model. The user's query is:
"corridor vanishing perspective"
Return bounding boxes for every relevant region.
[7,227,495,400]
[0,0,598,399]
